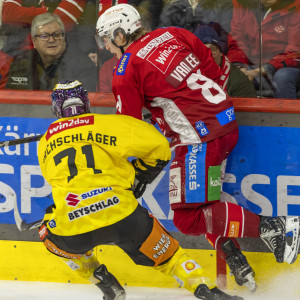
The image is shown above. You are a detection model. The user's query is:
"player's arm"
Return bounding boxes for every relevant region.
[127,117,171,198]
[52,0,86,31]
[2,0,47,24]
[112,67,144,120]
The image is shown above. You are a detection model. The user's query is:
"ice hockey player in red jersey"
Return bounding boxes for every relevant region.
[96,3,300,294]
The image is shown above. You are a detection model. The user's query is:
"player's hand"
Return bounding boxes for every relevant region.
[132,177,147,199]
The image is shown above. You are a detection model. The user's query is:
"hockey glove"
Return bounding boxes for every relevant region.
[131,158,169,199]
[132,177,147,199]
[22,0,40,7]
[44,0,61,12]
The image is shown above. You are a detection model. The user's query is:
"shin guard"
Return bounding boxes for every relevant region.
[156,247,215,293]
[61,250,100,284]
[203,202,260,238]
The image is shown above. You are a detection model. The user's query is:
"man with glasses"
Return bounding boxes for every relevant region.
[5,13,97,91]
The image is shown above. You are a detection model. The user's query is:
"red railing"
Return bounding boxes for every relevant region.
[1,90,300,113]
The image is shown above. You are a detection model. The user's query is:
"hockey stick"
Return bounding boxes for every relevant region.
[14,196,43,231]
[0,134,43,148]
[3,134,45,230]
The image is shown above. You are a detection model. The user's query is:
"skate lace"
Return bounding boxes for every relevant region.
[263,228,282,250]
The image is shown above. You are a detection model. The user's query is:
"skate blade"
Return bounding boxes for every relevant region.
[114,290,126,300]
[284,217,300,264]
[243,273,257,292]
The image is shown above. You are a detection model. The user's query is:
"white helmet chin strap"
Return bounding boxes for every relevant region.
[113,30,131,54]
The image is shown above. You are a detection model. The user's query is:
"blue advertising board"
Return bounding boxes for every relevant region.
[0,117,299,231]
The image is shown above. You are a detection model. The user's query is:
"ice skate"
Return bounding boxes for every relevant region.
[284,216,300,264]
[259,216,300,264]
[221,239,256,292]
[94,264,126,300]
[194,284,243,300]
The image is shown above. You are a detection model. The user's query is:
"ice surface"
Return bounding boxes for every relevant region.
[0,275,299,300]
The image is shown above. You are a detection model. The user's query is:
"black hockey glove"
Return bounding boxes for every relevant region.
[131,158,169,199]
[22,0,40,7]
[132,177,147,199]
[44,0,61,12]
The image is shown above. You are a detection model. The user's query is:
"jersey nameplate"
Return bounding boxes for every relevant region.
[166,53,200,88]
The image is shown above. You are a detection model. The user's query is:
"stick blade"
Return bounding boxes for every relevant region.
[14,196,43,231]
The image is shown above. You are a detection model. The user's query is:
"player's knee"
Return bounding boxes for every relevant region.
[139,218,179,267]
[173,218,194,235]
[173,208,206,235]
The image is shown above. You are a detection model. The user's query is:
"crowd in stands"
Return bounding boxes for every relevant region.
[0,0,299,98]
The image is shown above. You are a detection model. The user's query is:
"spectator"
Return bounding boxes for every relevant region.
[193,24,257,98]
[0,50,13,88]
[159,0,233,36]
[227,0,300,99]
[95,41,121,93]
[74,0,98,57]
[1,0,87,57]
[96,4,300,293]
[98,55,119,92]
[5,13,97,91]
[87,37,120,93]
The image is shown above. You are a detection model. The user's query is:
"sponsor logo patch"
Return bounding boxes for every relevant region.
[64,187,113,207]
[207,165,222,201]
[116,53,131,75]
[185,143,206,204]
[137,32,174,59]
[66,193,80,206]
[66,260,80,271]
[216,106,236,126]
[38,225,48,240]
[169,167,181,204]
[146,39,184,73]
[68,196,120,221]
[228,221,240,237]
[48,219,56,228]
[275,25,285,33]
[11,77,28,85]
[181,260,201,274]
[54,80,81,90]
[46,115,94,140]
[195,121,209,137]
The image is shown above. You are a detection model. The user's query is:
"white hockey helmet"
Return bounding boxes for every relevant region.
[96,4,142,49]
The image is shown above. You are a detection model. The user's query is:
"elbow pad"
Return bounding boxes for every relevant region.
[132,158,169,184]
[131,158,169,199]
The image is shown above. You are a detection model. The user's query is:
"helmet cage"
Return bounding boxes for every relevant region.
[51,80,90,118]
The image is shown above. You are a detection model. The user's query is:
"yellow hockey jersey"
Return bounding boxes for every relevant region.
[38,113,171,236]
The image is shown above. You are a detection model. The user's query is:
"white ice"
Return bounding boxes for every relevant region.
[0,272,299,300]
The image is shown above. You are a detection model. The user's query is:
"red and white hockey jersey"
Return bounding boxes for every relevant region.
[2,0,86,31]
[112,27,238,149]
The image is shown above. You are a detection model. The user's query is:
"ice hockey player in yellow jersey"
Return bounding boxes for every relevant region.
[37,79,243,300]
